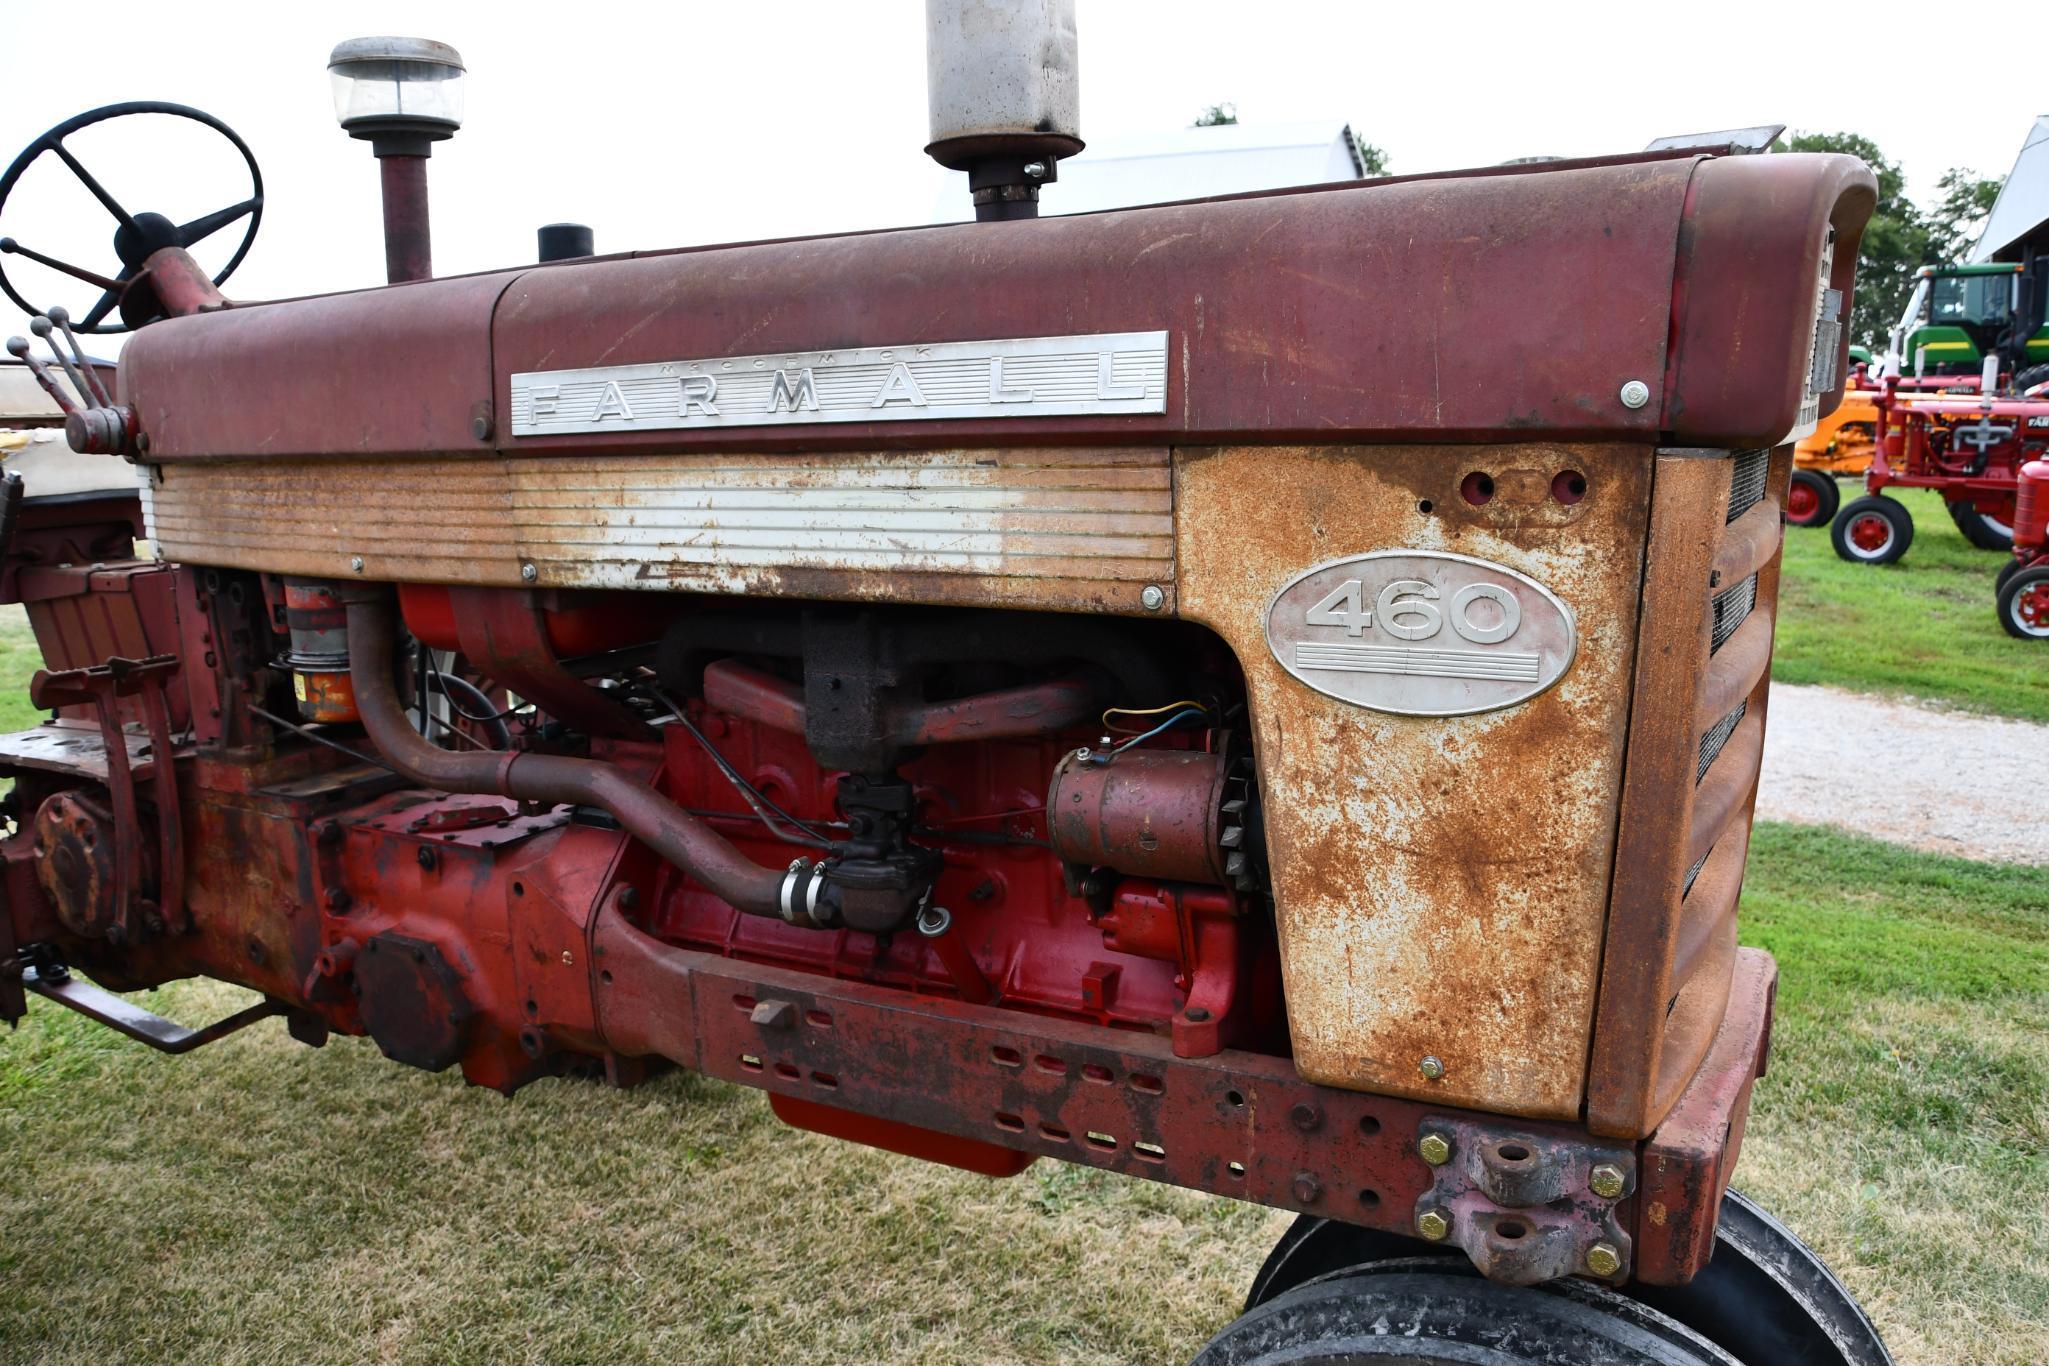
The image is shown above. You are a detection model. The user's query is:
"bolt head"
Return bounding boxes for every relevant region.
[1291,1172,1322,1204]
[1618,379,1652,410]
[1024,161,1048,180]
[349,556,365,573]
[1586,1242,1622,1277]
[1289,1102,1323,1133]
[1418,1132,1452,1166]
[520,562,539,582]
[1140,584,1165,611]
[1589,1163,1626,1199]
[1416,1208,1451,1241]
[1419,1055,1446,1081]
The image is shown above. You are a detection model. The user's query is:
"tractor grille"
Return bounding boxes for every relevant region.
[1709,574,1759,651]
[1695,699,1748,785]
[1726,447,1770,523]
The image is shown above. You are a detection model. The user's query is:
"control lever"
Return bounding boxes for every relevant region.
[5,307,135,453]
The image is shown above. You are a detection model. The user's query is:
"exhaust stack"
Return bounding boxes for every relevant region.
[924,0,1082,221]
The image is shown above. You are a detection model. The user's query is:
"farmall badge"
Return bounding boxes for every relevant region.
[508,332,1168,436]
[1265,550,1577,717]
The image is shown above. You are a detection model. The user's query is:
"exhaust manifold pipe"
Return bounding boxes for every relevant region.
[342,590,811,922]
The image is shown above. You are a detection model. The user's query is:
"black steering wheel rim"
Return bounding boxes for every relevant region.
[0,101,263,334]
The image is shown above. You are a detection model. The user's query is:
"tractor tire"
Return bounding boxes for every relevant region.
[1996,557,2027,595]
[1945,498,2014,552]
[1995,565,2049,639]
[1239,1191,1893,1366]
[1196,1262,1739,1365]
[2013,361,2049,395]
[1786,469,1839,528]
[1831,496,1913,565]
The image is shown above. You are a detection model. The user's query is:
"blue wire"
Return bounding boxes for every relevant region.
[1110,706,1208,755]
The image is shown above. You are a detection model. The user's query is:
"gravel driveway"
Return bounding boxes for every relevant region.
[1757,683,2048,865]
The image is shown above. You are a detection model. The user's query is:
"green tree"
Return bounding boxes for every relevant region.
[1775,131,1927,349]
[1352,131,1389,177]
[1927,167,2002,263]
[1771,132,2006,350]
[1194,103,1237,127]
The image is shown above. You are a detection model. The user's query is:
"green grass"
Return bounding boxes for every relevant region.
[1,822,2042,1364]
[1774,487,2048,722]
[0,606,47,733]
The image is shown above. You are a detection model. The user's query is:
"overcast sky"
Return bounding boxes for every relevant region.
[4,0,2043,355]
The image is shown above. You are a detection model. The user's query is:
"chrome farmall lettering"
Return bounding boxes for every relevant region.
[1266,550,1578,717]
[507,331,1168,435]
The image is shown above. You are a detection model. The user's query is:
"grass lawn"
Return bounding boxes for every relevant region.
[1,821,2042,1365]
[1773,486,2049,723]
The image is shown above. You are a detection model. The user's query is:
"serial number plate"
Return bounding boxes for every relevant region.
[1266,550,1578,717]
[508,332,1168,436]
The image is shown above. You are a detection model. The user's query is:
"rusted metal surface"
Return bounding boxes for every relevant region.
[1586,449,1789,1140]
[1636,947,1777,1284]
[1174,442,1653,1120]
[29,654,185,943]
[1045,747,1230,885]
[1661,155,1876,445]
[142,447,1177,615]
[118,268,517,459]
[1411,1116,1637,1286]
[587,912,1769,1285]
[376,155,433,285]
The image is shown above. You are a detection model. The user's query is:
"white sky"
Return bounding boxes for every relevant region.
[3,0,2043,355]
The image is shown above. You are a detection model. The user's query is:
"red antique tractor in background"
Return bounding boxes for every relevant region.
[1997,457,2049,637]
[0,6,1893,1362]
[1829,377,2049,564]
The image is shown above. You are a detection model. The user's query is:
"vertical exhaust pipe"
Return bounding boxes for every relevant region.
[924,0,1082,221]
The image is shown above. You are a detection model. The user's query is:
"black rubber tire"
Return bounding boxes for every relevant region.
[1831,496,1913,565]
[1996,556,2027,595]
[1195,1263,1738,1365]
[2012,361,2049,395]
[1786,469,1840,528]
[1995,565,2049,639]
[1243,1191,1892,1366]
[1945,498,2014,552]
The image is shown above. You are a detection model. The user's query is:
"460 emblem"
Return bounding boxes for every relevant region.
[1265,550,1577,717]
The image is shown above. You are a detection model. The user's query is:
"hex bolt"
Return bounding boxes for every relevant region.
[1140,584,1165,611]
[1618,379,1651,410]
[1023,161,1049,180]
[1291,1172,1322,1204]
[1416,1208,1451,1241]
[1586,1242,1623,1277]
[416,846,437,872]
[350,556,365,573]
[1418,1132,1452,1166]
[1289,1102,1323,1133]
[520,562,539,582]
[1589,1163,1626,1199]
[1419,1055,1446,1081]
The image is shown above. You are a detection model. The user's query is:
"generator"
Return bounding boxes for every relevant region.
[0,6,1890,1361]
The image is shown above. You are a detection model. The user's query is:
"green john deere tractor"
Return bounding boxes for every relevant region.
[1897,260,2049,388]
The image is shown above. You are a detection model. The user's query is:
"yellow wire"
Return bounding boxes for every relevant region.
[1101,699,1209,733]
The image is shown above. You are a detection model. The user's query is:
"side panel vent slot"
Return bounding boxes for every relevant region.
[1695,700,1747,785]
[1725,448,1770,523]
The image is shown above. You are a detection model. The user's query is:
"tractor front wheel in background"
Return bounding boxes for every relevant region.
[1945,498,2015,552]
[1831,496,1913,565]
[1786,469,1839,528]
[1995,565,2049,639]
[2012,361,2049,395]
[1996,556,2027,596]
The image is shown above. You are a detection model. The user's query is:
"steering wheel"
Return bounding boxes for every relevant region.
[0,102,262,334]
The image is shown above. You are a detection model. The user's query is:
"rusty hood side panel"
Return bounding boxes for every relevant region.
[1175,443,1652,1120]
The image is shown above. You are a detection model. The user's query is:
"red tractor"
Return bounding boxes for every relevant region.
[1830,378,2049,563]
[1997,458,2049,637]
[0,9,1892,1362]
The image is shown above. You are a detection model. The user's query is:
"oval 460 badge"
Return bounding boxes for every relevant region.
[1264,550,1577,717]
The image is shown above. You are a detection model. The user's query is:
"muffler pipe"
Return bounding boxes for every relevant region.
[342,590,790,919]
